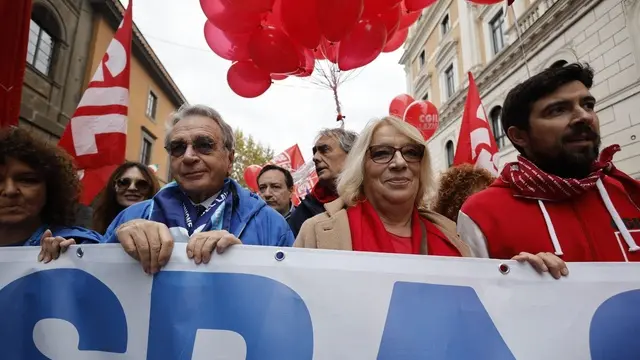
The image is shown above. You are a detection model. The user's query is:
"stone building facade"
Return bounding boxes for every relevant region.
[400,0,640,179]
[20,0,94,141]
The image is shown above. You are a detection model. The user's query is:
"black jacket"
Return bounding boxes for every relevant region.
[287,193,326,238]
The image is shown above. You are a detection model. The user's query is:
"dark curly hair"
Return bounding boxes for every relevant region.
[92,162,160,234]
[431,164,496,222]
[0,127,81,227]
[501,62,595,154]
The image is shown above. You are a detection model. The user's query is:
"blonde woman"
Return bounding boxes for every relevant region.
[295,116,470,256]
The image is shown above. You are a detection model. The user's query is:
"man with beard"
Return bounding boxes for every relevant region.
[458,63,640,275]
[288,128,358,237]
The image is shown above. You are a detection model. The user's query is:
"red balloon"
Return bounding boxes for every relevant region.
[236,0,275,12]
[249,26,303,74]
[338,18,387,71]
[243,164,263,191]
[200,0,262,34]
[271,74,288,80]
[262,0,282,27]
[296,48,315,77]
[404,0,437,12]
[389,93,414,118]
[313,47,326,60]
[376,5,402,39]
[227,61,272,98]
[203,21,251,61]
[383,27,408,52]
[404,100,440,140]
[278,0,322,49]
[317,0,364,42]
[362,0,401,17]
[398,2,421,30]
[316,38,339,63]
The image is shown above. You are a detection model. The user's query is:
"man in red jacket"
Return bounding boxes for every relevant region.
[458,63,640,278]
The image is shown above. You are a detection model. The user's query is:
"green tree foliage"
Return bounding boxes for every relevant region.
[231,128,274,187]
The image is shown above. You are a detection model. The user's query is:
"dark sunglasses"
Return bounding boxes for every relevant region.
[165,136,216,157]
[115,177,151,193]
[368,144,425,164]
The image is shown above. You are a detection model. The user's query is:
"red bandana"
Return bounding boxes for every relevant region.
[311,183,339,204]
[500,144,640,204]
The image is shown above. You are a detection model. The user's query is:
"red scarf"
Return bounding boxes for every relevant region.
[500,144,640,204]
[311,183,339,204]
[347,200,424,254]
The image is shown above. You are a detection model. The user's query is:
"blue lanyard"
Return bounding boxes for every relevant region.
[182,189,230,233]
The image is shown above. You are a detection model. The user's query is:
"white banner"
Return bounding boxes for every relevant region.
[0,244,638,360]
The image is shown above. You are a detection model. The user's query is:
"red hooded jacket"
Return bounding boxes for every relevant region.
[457,175,640,262]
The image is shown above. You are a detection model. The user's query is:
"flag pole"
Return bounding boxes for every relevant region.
[508,3,531,78]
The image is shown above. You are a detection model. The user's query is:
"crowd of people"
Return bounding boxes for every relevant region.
[1,62,638,276]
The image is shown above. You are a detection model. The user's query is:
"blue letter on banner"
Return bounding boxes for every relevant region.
[590,289,640,360]
[0,269,128,359]
[147,272,314,360]
[377,282,515,359]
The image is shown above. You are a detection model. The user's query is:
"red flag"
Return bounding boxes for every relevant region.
[269,144,318,206]
[0,0,32,128]
[453,72,500,175]
[58,1,134,205]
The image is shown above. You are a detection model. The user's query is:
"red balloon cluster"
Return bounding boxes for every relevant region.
[201,0,436,98]
[389,94,440,141]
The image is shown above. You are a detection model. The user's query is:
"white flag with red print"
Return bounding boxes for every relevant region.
[58,1,133,205]
[453,72,500,175]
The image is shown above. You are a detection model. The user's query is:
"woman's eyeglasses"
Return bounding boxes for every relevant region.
[368,144,425,164]
[165,136,216,157]
[115,178,151,193]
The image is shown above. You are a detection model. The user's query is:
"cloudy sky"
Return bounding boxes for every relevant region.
[120,0,407,160]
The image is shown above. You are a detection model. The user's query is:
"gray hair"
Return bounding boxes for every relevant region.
[316,128,358,153]
[165,104,235,152]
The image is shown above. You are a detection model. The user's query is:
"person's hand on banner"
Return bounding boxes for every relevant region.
[38,229,75,263]
[512,252,569,279]
[116,219,174,274]
[187,230,242,265]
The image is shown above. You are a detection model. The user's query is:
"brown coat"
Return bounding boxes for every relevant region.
[294,198,472,257]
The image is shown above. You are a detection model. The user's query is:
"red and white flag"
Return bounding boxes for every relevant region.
[453,72,500,175]
[58,1,133,205]
[270,144,318,206]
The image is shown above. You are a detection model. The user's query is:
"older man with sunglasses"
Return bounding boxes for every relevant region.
[100,104,295,274]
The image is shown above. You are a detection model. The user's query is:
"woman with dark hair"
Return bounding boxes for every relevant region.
[92,161,160,234]
[431,164,496,223]
[0,127,101,260]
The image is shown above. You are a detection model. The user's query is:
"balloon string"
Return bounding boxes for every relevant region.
[331,79,344,126]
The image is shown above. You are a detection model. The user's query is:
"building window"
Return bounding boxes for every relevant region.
[489,10,505,54]
[490,106,506,150]
[27,19,55,75]
[422,92,429,101]
[140,129,155,165]
[441,14,450,35]
[444,65,455,98]
[445,140,455,168]
[419,50,426,67]
[146,91,158,120]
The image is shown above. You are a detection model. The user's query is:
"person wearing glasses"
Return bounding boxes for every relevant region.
[294,116,471,256]
[99,104,294,274]
[91,162,161,234]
